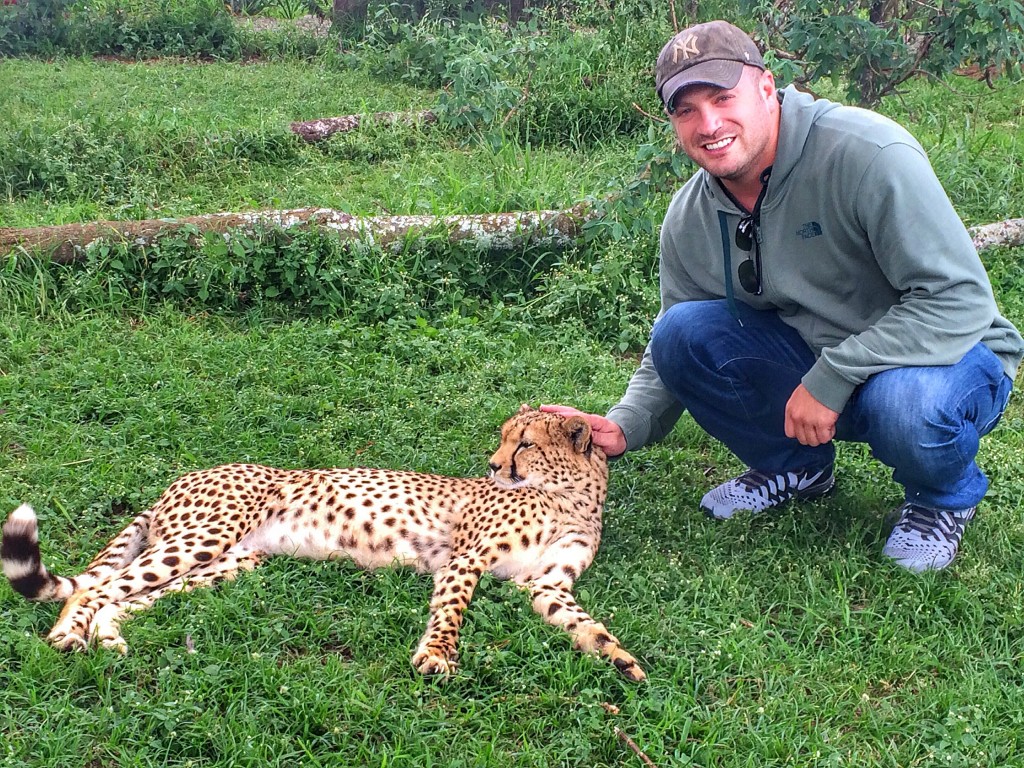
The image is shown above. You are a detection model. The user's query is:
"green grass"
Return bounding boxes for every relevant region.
[2,41,1024,768]
[0,58,637,227]
[2,305,1024,767]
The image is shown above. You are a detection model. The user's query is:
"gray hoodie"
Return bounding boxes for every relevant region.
[606,85,1023,452]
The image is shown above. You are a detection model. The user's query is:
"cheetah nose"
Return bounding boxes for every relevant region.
[488,462,501,473]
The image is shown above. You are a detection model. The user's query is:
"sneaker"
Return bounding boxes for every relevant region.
[882,502,976,572]
[700,466,835,521]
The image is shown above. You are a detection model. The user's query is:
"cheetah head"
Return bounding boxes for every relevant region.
[488,405,607,491]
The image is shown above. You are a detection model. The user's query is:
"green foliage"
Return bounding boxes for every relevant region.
[583,121,695,244]
[0,0,330,59]
[749,0,1024,106]
[356,10,667,145]
[525,238,659,352]
[6,225,571,324]
[0,116,300,210]
[226,0,274,15]
[65,0,241,58]
[0,0,72,55]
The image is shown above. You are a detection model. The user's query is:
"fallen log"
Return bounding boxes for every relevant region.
[966,217,1024,253]
[1,208,1021,264]
[0,205,600,264]
[290,110,438,142]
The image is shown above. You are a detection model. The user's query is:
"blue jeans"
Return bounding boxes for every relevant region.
[649,300,1013,510]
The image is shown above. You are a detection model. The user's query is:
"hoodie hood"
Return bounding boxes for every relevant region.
[770,86,843,190]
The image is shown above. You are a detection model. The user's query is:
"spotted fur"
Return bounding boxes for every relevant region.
[2,406,644,681]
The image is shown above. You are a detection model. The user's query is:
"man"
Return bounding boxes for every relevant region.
[546,20,1023,572]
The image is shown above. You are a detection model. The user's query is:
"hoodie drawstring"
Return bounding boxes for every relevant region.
[717,210,743,327]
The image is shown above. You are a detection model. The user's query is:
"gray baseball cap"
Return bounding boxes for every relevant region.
[655,21,765,109]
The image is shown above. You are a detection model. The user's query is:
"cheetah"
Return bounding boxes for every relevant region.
[2,406,645,681]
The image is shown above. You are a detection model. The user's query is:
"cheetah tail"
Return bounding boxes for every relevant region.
[1,504,76,601]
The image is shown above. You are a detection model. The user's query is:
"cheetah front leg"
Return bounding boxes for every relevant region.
[519,577,645,681]
[89,547,266,653]
[514,533,646,682]
[411,553,484,676]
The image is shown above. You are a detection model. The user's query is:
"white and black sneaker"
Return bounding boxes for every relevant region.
[700,466,836,521]
[882,502,976,572]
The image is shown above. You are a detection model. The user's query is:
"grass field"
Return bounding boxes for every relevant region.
[2,34,1024,768]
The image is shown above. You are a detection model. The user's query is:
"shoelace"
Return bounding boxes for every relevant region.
[895,505,959,541]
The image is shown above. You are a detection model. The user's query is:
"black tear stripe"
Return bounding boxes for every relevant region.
[509,449,525,484]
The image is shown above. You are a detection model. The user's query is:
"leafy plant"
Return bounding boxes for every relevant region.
[748,0,1024,106]
[72,0,241,57]
[226,0,274,15]
[0,0,72,55]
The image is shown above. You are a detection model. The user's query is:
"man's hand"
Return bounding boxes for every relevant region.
[539,404,627,457]
[784,384,839,447]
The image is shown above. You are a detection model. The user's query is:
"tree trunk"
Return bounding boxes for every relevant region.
[332,0,369,34]
[968,218,1024,253]
[2,209,1022,264]
[0,205,601,264]
[290,111,438,142]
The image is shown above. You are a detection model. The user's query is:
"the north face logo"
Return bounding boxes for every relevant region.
[797,221,823,239]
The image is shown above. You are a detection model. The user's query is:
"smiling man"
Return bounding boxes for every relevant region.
[546,20,1024,572]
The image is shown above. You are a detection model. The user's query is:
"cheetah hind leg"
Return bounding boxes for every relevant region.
[47,545,265,653]
[88,547,266,653]
[518,576,646,682]
[411,553,484,677]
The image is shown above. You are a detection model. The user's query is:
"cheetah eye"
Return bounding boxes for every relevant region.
[518,440,534,450]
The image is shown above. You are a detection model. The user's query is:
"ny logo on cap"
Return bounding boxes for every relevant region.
[670,33,700,63]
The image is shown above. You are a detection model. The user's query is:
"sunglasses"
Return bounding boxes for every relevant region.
[735,214,763,295]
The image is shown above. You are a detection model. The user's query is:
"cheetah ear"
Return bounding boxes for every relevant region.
[517,403,535,415]
[563,416,592,454]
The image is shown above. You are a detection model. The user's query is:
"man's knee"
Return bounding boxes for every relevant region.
[848,367,981,474]
[855,368,958,430]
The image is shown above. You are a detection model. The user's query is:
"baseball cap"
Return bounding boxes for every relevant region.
[655,21,765,110]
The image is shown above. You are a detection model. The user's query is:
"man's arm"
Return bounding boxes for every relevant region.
[802,141,1011,412]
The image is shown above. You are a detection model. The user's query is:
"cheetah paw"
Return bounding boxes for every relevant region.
[411,647,458,677]
[613,652,647,682]
[98,635,129,655]
[47,630,89,652]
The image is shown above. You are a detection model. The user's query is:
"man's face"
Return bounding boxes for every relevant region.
[667,67,779,187]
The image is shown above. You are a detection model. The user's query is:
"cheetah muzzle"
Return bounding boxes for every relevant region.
[2,406,645,681]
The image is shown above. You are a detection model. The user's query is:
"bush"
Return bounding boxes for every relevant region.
[0,117,300,203]
[526,238,659,352]
[13,223,568,322]
[66,0,241,58]
[0,0,72,55]
[356,11,668,146]
[0,0,298,59]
